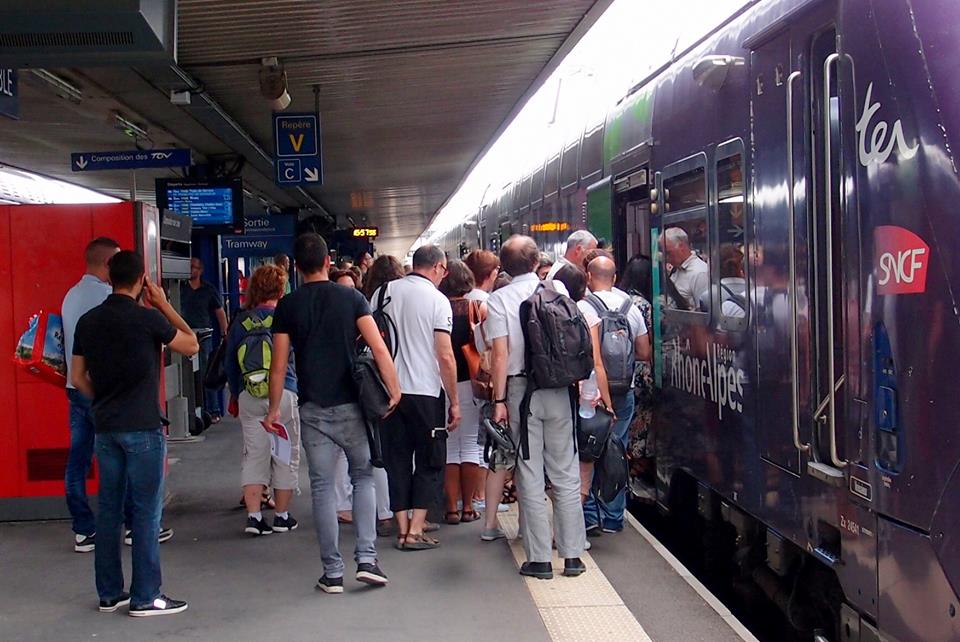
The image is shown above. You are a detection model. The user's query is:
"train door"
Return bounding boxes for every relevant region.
[751,2,862,480]
[613,167,651,277]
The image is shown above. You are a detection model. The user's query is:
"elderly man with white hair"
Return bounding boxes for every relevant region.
[545,230,598,279]
[661,227,709,310]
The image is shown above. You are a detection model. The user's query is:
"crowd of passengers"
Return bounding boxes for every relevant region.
[62,226,716,615]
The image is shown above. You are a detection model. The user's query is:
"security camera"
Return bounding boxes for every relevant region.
[259,57,291,111]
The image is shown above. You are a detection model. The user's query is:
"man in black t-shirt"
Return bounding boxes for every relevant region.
[267,233,400,594]
[182,256,228,422]
[72,251,199,617]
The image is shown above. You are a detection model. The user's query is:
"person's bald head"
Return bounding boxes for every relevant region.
[586,255,617,292]
[84,237,121,282]
[500,235,539,276]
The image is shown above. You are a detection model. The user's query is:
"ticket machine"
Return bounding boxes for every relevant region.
[0,202,162,520]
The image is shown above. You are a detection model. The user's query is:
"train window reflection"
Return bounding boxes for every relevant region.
[717,153,747,327]
[661,219,710,314]
[664,166,706,211]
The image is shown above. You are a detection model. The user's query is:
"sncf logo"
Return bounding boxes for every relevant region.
[875,225,929,295]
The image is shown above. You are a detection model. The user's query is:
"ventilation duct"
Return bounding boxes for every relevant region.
[0,0,176,67]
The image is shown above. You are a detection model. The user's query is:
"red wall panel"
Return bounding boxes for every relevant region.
[0,208,19,497]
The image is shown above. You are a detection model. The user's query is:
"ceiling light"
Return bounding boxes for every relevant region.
[112,111,149,140]
[30,69,83,103]
[259,57,291,111]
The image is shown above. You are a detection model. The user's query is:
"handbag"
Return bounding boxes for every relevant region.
[464,300,493,401]
[352,347,391,468]
[13,311,67,386]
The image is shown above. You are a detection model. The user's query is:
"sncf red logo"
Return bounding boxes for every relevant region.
[875,225,929,295]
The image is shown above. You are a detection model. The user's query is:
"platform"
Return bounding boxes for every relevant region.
[0,419,754,641]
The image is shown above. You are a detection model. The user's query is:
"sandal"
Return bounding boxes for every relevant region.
[460,510,480,523]
[395,533,408,551]
[402,532,440,550]
[445,511,462,525]
[261,492,275,510]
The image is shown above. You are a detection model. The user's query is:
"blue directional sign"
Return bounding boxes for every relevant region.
[71,148,192,172]
[221,213,296,258]
[273,112,323,187]
[0,69,18,120]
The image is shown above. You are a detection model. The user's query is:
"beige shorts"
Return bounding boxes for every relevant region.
[239,389,301,490]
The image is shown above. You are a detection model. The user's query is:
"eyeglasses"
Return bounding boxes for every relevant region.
[437,263,449,276]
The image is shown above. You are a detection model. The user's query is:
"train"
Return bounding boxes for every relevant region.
[430,1,960,640]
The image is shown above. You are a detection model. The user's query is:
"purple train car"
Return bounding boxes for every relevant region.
[441,1,960,638]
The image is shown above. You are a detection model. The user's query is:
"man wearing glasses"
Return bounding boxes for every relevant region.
[372,245,460,550]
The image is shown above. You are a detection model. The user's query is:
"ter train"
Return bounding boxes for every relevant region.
[434,1,960,639]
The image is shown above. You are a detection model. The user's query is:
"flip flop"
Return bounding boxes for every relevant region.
[402,532,440,550]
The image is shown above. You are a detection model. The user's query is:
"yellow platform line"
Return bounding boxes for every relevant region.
[498,507,652,642]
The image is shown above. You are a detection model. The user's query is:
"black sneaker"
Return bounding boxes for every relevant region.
[585,523,603,537]
[128,594,188,617]
[519,561,554,580]
[245,516,273,536]
[563,558,587,577]
[272,514,298,532]
[74,533,95,553]
[316,575,344,594]
[356,562,389,586]
[98,592,130,613]
[124,527,174,546]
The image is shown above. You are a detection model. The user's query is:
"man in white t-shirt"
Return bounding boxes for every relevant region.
[578,255,650,534]
[545,230,597,280]
[373,245,460,550]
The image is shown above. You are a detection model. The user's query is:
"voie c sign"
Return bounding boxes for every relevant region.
[875,225,929,295]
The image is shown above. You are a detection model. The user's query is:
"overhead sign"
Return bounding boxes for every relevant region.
[221,213,296,258]
[530,221,570,233]
[0,68,17,120]
[273,112,323,187]
[351,227,379,238]
[71,148,192,172]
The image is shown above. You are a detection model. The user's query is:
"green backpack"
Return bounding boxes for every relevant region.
[237,311,274,398]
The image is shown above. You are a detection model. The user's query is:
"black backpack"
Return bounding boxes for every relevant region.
[592,436,628,503]
[585,293,635,396]
[520,281,593,390]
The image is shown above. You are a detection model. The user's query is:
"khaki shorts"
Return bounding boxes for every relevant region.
[239,389,300,490]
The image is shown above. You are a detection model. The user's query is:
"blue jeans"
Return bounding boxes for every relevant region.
[584,392,635,531]
[94,430,165,606]
[299,402,378,579]
[198,335,222,417]
[66,390,134,535]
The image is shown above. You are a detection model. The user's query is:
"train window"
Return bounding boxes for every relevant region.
[560,140,580,189]
[519,175,532,213]
[531,166,544,205]
[663,166,706,212]
[661,216,710,314]
[716,145,747,329]
[580,123,604,181]
[544,155,560,197]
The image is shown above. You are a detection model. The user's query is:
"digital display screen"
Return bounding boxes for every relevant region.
[156,177,243,233]
[164,186,234,225]
[352,227,379,238]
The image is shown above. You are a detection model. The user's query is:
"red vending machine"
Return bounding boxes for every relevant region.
[0,202,161,520]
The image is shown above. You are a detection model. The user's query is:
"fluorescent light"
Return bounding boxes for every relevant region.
[112,112,149,140]
[30,69,83,103]
[0,165,121,204]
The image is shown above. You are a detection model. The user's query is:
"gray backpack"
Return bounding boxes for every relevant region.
[585,293,635,396]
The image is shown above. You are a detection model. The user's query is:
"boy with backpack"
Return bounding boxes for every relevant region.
[485,235,590,580]
[578,255,650,534]
[225,264,301,536]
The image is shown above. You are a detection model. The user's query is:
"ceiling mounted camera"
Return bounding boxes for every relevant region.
[259,57,291,111]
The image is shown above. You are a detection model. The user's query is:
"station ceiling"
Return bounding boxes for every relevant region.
[0,1,610,256]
